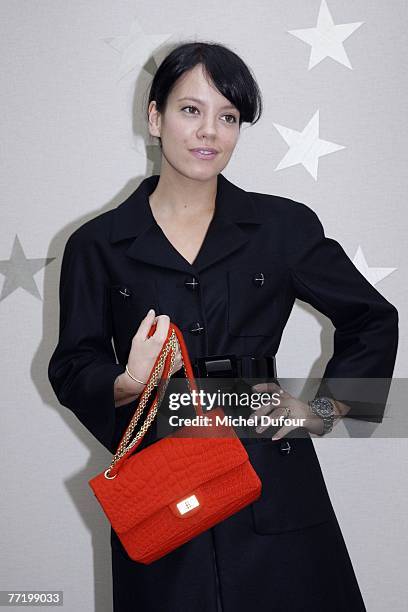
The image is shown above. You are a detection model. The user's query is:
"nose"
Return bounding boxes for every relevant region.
[196,117,218,140]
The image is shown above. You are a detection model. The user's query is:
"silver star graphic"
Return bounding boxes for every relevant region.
[103,20,173,80]
[273,110,345,180]
[0,235,55,301]
[352,245,397,286]
[131,55,163,168]
[288,0,364,70]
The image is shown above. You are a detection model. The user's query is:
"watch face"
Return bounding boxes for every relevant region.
[314,397,334,417]
[319,405,333,417]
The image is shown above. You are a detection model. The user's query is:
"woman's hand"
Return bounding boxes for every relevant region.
[250,381,341,439]
[114,309,183,407]
[128,309,183,384]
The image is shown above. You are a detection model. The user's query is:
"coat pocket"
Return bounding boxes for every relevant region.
[227,266,287,337]
[108,280,160,363]
[247,438,334,534]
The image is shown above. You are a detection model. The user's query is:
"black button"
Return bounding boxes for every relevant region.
[189,322,204,335]
[252,273,265,287]
[184,276,199,290]
[278,440,291,455]
[118,287,131,298]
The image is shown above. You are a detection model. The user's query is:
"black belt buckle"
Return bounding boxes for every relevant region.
[194,354,238,379]
[241,356,277,383]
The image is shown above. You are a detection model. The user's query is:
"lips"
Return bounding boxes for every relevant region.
[191,148,219,154]
[190,148,219,160]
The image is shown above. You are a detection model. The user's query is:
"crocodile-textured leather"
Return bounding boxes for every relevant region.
[89,322,262,565]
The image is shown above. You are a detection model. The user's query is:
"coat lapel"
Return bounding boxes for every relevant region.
[109,173,262,273]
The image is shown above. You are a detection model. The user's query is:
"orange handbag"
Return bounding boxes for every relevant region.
[89,321,262,564]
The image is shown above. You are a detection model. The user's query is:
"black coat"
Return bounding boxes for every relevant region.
[48,173,398,611]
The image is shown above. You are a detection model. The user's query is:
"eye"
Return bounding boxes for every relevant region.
[181,106,238,124]
[181,105,199,115]
[224,114,238,124]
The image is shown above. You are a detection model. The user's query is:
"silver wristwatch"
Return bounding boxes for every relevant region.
[308,397,335,436]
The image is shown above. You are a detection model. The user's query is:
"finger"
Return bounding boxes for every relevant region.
[173,349,183,371]
[252,382,269,392]
[253,382,289,403]
[151,314,170,341]
[170,359,182,375]
[252,381,281,393]
[254,412,274,432]
[135,308,156,340]
[251,400,281,418]
[250,391,286,416]
[255,405,291,433]
[272,424,295,440]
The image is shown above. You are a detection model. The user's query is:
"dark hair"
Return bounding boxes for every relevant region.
[145,41,263,147]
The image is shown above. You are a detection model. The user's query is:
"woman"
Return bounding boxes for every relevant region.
[48,42,398,611]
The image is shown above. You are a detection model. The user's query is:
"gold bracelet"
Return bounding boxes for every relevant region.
[125,364,147,386]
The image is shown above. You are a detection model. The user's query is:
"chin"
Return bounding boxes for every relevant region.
[179,164,220,182]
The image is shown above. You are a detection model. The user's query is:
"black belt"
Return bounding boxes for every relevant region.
[191,353,277,382]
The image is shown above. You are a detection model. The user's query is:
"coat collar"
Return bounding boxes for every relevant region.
[109,173,262,273]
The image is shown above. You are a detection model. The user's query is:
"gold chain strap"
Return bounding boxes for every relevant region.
[105,328,194,477]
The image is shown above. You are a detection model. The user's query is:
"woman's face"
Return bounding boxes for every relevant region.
[148,64,241,181]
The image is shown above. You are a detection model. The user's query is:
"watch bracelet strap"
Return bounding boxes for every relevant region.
[308,398,335,436]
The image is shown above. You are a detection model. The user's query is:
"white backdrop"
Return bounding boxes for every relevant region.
[1,1,406,610]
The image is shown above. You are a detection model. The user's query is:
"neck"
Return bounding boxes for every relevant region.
[149,164,218,218]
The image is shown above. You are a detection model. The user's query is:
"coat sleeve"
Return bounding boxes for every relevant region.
[286,203,399,423]
[47,227,127,453]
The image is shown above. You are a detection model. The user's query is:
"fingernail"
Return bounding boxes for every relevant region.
[148,308,155,315]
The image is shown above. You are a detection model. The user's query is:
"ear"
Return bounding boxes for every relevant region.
[148,100,161,139]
